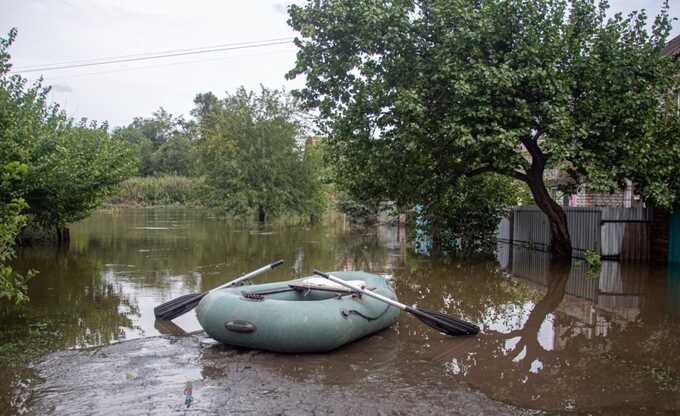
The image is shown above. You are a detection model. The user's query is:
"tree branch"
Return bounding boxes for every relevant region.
[465,165,528,182]
[520,133,547,173]
[531,128,545,142]
[466,165,497,176]
[510,170,528,182]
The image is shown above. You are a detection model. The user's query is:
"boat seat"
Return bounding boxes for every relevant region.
[289,277,373,293]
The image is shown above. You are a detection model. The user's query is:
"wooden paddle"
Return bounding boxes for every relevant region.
[313,270,479,336]
[154,260,284,320]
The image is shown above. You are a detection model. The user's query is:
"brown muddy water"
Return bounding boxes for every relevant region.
[3,208,680,415]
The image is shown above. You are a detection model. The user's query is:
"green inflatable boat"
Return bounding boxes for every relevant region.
[196,271,400,353]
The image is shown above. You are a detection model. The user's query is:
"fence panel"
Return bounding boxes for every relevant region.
[511,206,601,255]
[504,206,652,261]
[512,207,550,250]
[565,208,601,254]
[601,207,652,260]
[496,216,513,243]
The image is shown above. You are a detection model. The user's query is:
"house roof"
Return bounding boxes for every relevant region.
[664,34,680,57]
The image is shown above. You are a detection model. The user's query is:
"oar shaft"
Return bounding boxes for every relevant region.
[213,259,284,291]
[314,270,479,336]
[313,270,406,311]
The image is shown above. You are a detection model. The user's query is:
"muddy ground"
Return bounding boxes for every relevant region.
[18,334,537,416]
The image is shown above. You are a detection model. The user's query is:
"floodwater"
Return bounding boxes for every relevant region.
[3,208,680,415]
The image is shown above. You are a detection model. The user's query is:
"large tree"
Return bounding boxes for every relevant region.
[23,121,135,241]
[192,86,325,223]
[287,0,677,257]
[1,29,135,244]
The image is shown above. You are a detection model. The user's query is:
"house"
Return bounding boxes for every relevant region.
[664,34,680,57]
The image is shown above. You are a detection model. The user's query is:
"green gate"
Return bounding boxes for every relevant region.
[670,210,680,264]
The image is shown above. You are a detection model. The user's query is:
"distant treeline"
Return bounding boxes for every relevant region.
[110,87,328,223]
[1,28,328,305]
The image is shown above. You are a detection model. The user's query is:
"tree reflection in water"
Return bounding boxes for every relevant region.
[6,210,680,414]
[496,260,570,374]
[430,246,680,413]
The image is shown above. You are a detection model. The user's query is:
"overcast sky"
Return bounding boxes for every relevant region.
[2,0,679,128]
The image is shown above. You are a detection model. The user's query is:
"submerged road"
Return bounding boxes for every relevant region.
[25,334,535,416]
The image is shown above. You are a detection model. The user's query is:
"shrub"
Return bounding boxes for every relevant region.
[108,176,209,207]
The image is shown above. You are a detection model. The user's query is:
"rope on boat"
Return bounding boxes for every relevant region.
[342,303,392,321]
[241,286,393,322]
[241,286,392,321]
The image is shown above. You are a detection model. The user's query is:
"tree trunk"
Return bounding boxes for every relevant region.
[257,205,266,224]
[55,225,70,248]
[525,174,572,258]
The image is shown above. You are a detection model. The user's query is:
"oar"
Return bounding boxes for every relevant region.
[313,270,479,336]
[154,260,284,320]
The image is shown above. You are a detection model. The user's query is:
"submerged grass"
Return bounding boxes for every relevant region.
[0,311,70,414]
[0,312,68,368]
[107,176,210,207]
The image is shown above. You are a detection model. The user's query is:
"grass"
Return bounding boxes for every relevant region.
[0,311,66,369]
[107,175,210,207]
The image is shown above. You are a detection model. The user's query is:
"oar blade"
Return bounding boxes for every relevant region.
[411,308,480,336]
[154,260,285,321]
[154,293,205,320]
[154,293,199,314]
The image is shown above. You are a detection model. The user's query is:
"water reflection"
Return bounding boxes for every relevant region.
[13,247,139,347]
[7,208,680,414]
[430,244,680,412]
[13,209,358,345]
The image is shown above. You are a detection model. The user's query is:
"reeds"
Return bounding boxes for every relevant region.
[108,176,209,207]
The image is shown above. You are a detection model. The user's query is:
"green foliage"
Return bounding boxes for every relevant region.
[288,0,679,253]
[417,174,520,255]
[128,107,188,148]
[335,192,381,224]
[0,161,34,306]
[584,249,602,278]
[625,99,680,209]
[23,123,136,231]
[299,139,331,223]
[154,134,193,176]
[112,126,156,176]
[0,28,135,242]
[192,86,326,222]
[108,176,209,207]
[113,108,194,177]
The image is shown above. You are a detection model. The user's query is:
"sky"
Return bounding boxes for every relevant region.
[2,0,679,128]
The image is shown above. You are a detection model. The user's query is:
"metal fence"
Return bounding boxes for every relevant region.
[509,245,598,300]
[500,206,652,261]
[600,207,652,260]
[506,245,649,305]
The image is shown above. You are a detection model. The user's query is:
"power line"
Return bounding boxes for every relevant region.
[13,37,295,70]
[12,38,295,74]
[40,47,295,81]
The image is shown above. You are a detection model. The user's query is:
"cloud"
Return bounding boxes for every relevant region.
[50,84,73,93]
[273,2,289,16]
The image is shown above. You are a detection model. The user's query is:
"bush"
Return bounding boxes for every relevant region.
[1,29,135,243]
[108,176,209,207]
[416,175,521,256]
[0,161,35,308]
